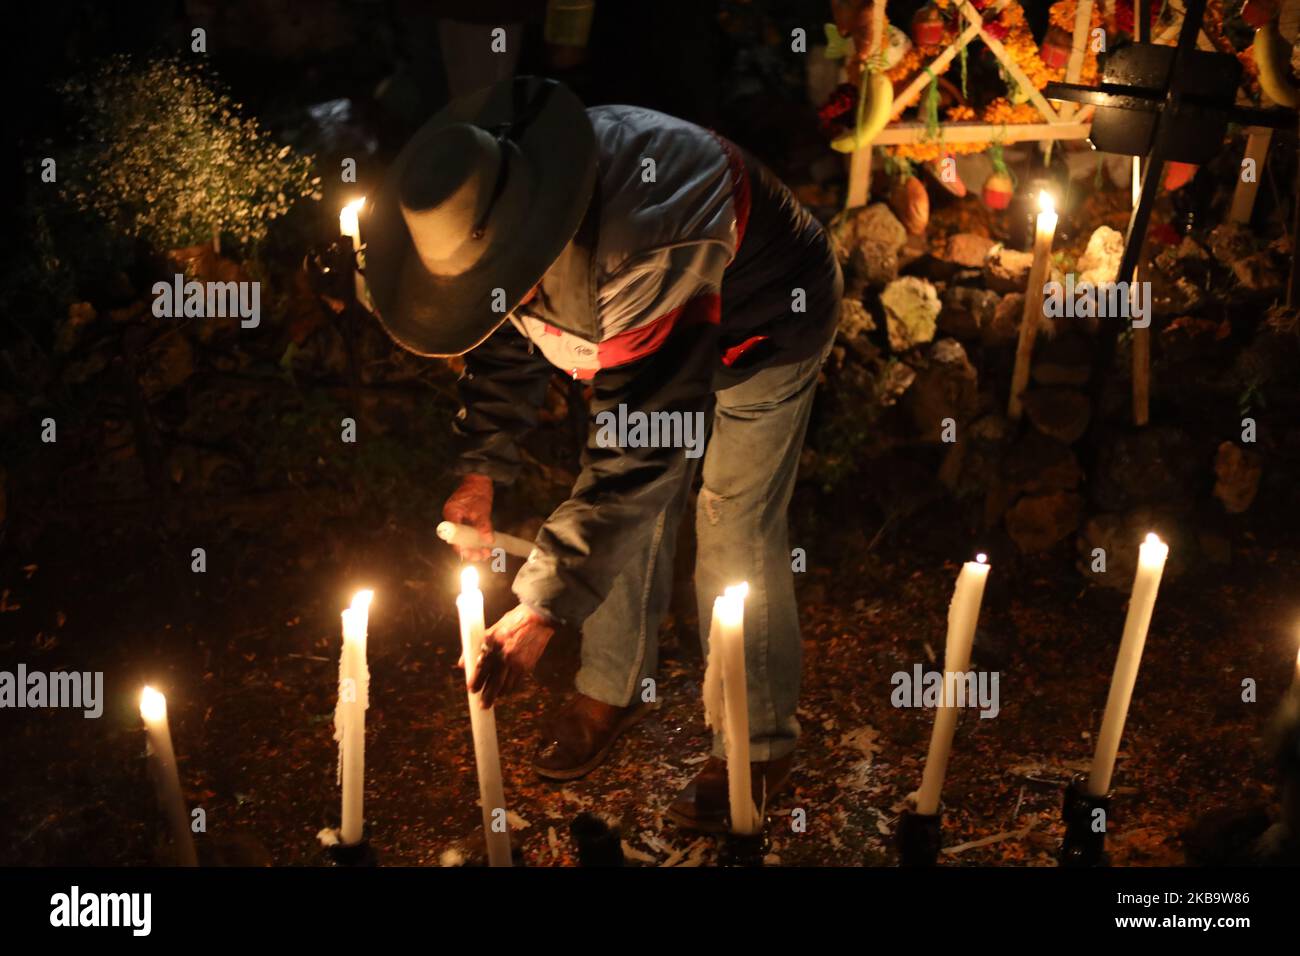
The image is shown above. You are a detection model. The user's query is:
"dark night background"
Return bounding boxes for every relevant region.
[2,0,1300,869]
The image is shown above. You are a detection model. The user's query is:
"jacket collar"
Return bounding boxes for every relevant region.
[517,179,601,340]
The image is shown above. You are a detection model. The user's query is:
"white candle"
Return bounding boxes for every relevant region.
[339,197,371,308]
[1008,191,1059,420]
[716,582,760,835]
[456,567,512,866]
[139,686,198,866]
[339,198,364,251]
[1087,533,1169,796]
[436,521,534,559]
[1036,188,1059,238]
[336,589,372,845]
[915,554,990,816]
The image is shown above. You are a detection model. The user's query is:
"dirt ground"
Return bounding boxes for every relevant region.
[2,493,1295,868]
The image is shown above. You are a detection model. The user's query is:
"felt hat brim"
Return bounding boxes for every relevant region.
[363,77,597,357]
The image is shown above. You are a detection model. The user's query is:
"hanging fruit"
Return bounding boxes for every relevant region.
[983,17,1010,41]
[912,4,945,47]
[883,24,913,69]
[982,170,1014,209]
[1254,23,1300,106]
[1041,25,1072,70]
[1163,161,1198,191]
[891,173,930,235]
[1241,0,1279,29]
[982,144,1014,210]
[830,68,894,153]
[926,154,967,198]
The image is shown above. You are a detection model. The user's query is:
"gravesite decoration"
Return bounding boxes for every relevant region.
[823,0,1105,209]
[1044,0,1296,425]
[9,4,1300,928]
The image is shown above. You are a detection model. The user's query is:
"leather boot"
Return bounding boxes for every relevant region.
[533,692,655,781]
[666,753,794,833]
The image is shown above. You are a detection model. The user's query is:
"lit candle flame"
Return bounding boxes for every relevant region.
[1037,190,1055,216]
[350,589,374,613]
[718,593,744,628]
[975,553,988,564]
[339,198,365,243]
[140,685,167,723]
[724,582,749,601]
[1138,532,1169,569]
[461,566,480,595]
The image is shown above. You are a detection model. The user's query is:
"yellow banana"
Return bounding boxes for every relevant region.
[832,71,894,153]
[1255,23,1300,108]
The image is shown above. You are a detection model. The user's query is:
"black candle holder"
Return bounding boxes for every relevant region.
[719,824,770,867]
[896,806,943,867]
[302,239,357,304]
[323,826,379,867]
[570,812,625,866]
[459,844,526,867]
[1059,773,1111,867]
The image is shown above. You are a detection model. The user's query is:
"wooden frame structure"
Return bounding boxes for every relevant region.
[847,0,1098,208]
[840,1,1283,432]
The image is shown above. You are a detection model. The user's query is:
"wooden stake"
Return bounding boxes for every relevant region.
[1132,263,1150,426]
[1288,113,1300,309]
[1229,127,1273,225]
[1132,149,1151,428]
[1009,221,1057,421]
[1058,0,1094,122]
[845,1,886,210]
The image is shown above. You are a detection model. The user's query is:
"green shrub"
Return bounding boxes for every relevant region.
[56,55,322,253]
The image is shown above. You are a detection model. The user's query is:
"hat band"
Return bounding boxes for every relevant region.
[471,80,560,241]
[471,136,512,241]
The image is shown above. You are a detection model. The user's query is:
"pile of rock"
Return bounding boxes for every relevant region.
[822,202,1291,583]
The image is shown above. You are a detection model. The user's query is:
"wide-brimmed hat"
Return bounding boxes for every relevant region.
[363,76,597,356]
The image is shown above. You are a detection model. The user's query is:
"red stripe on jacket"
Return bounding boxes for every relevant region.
[710,132,764,366]
[579,136,756,379]
[711,132,751,259]
[581,294,722,379]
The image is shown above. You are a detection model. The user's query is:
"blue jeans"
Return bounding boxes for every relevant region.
[574,334,833,762]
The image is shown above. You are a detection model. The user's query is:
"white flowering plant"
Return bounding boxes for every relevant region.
[57,56,323,252]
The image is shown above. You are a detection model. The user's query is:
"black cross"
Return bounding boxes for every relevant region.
[1043,0,1293,286]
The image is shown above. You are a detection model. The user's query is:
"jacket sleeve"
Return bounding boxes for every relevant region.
[511,299,720,627]
[452,320,555,486]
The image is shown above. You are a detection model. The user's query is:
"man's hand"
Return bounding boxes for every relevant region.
[442,473,495,561]
[469,603,555,709]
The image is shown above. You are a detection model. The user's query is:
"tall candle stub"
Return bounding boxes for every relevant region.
[456,566,512,866]
[436,520,534,559]
[139,686,198,867]
[1087,533,1169,796]
[336,589,373,846]
[1008,190,1059,420]
[715,582,760,835]
[339,198,364,251]
[915,554,991,816]
[339,197,371,307]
